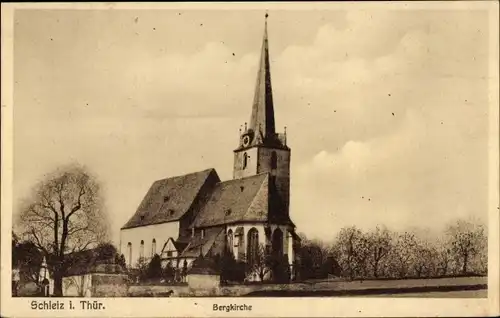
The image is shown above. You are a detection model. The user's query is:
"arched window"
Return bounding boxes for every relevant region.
[243,152,249,169]
[247,228,259,266]
[127,243,132,266]
[151,239,156,257]
[271,151,277,169]
[272,228,283,257]
[140,240,144,259]
[227,229,234,254]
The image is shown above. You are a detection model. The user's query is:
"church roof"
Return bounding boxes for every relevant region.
[249,15,275,144]
[180,227,225,258]
[234,14,288,152]
[121,168,220,229]
[172,240,189,252]
[190,174,268,228]
[161,238,189,254]
[190,173,292,228]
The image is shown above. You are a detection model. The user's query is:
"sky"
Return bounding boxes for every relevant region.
[13,8,491,244]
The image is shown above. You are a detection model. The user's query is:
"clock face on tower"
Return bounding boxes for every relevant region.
[242,135,251,147]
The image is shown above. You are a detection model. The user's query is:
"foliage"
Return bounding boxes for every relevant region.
[247,244,272,282]
[296,236,333,280]
[269,254,291,283]
[320,256,341,278]
[147,254,163,279]
[12,239,44,285]
[115,253,127,270]
[366,226,392,278]
[181,259,188,281]
[135,257,149,282]
[163,261,176,282]
[95,242,118,262]
[412,240,439,278]
[297,218,486,282]
[333,226,370,280]
[390,231,418,278]
[446,220,486,275]
[12,232,20,266]
[214,251,246,284]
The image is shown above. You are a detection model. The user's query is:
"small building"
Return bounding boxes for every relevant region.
[160,238,190,268]
[39,256,53,296]
[13,254,53,297]
[186,256,220,290]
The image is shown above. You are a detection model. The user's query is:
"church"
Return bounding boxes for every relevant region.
[120,16,300,280]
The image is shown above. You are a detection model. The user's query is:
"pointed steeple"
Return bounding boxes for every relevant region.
[249,13,276,143]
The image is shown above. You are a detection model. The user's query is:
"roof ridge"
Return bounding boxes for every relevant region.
[242,173,269,221]
[218,172,269,185]
[121,168,219,230]
[154,168,216,183]
[204,228,225,255]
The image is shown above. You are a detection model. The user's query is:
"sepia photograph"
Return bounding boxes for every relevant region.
[1,2,499,317]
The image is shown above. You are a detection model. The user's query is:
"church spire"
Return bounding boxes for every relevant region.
[249,13,276,142]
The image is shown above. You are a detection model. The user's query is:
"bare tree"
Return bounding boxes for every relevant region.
[16,165,109,296]
[446,219,486,275]
[366,226,392,278]
[250,244,272,282]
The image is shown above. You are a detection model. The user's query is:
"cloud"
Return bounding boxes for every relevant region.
[292,106,488,240]
[13,10,490,243]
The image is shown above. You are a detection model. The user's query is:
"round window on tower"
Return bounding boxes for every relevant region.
[242,135,250,147]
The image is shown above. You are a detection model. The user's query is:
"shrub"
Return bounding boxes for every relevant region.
[270,255,291,283]
[147,254,162,279]
[218,252,246,283]
[96,242,118,262]
[163,262,175,282]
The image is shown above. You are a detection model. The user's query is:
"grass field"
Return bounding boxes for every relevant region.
[375,289,487,298]
[243,276,487,298]
[127,276,487,297]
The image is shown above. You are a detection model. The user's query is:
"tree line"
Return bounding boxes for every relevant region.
[296,219,487,281]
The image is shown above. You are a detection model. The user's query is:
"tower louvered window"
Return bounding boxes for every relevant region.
[272,228,283,256]
[271,151,277,169]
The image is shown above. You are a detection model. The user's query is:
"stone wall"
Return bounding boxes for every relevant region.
[128,284,263,297]
[63,274,92,297]
[186,274,220,290]
[92,273,129,297]
[128,284,190,297]
[127,276,488,297]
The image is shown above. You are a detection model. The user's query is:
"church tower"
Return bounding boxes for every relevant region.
[233,14,291,215]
